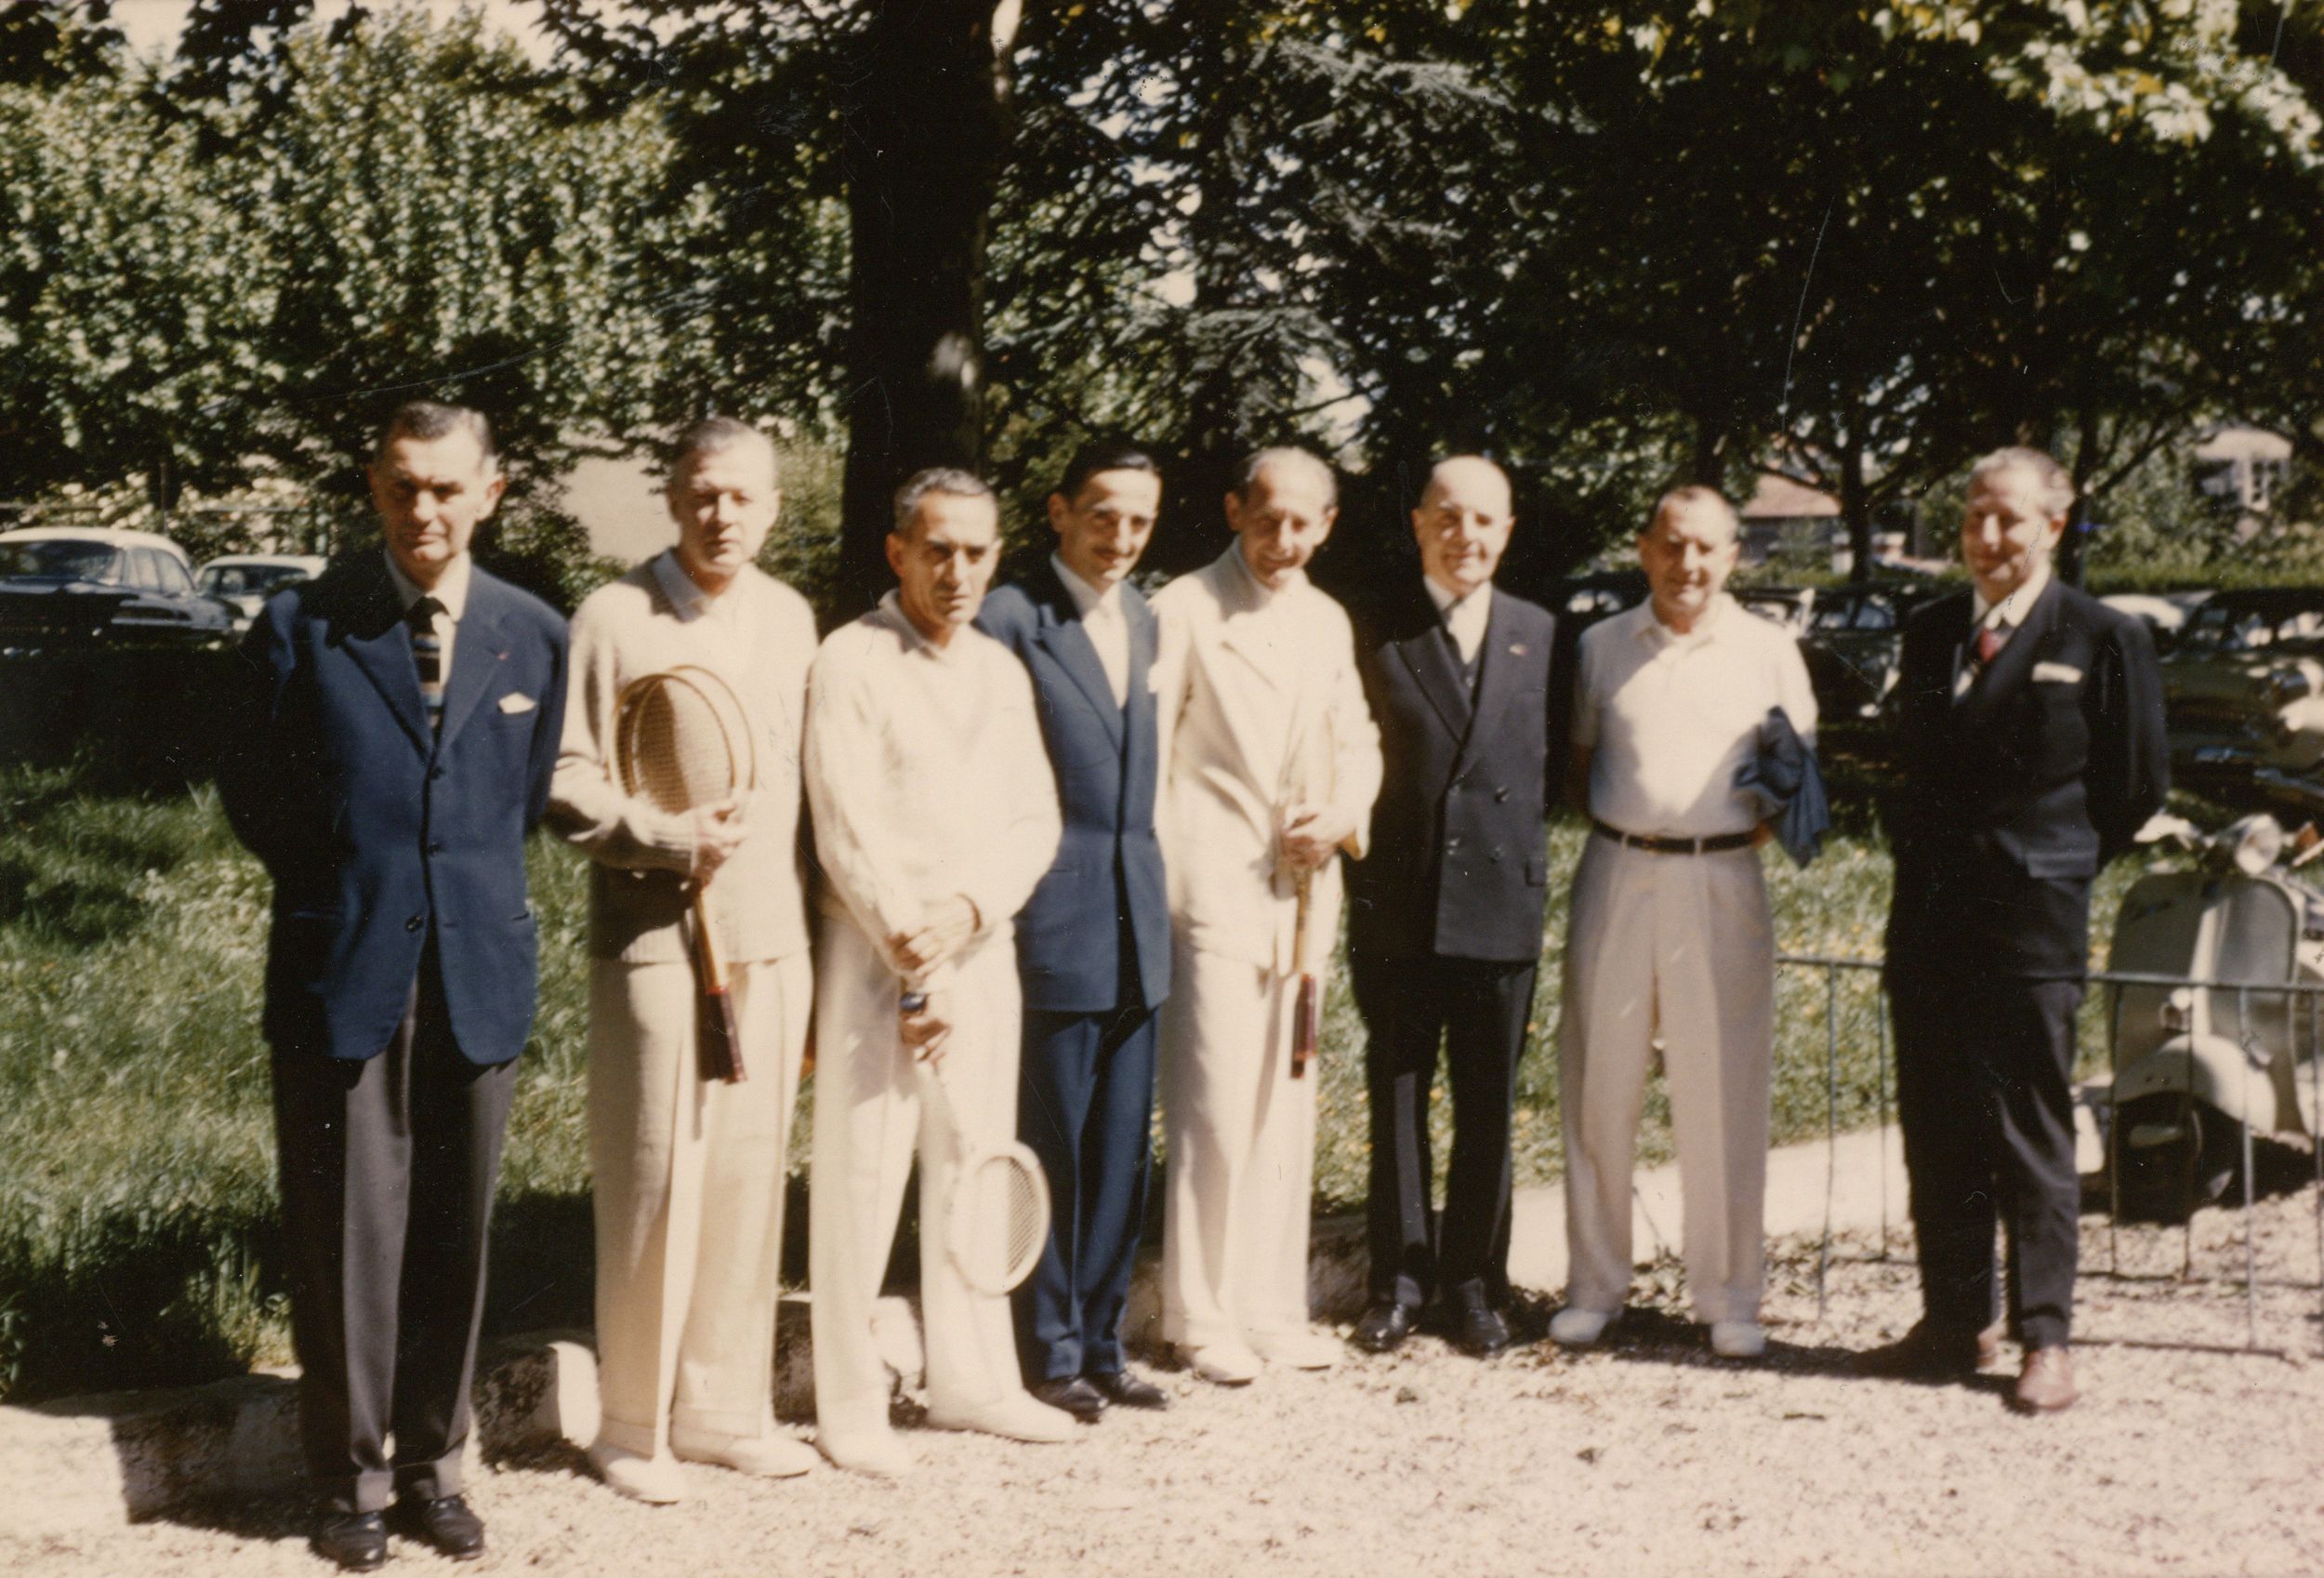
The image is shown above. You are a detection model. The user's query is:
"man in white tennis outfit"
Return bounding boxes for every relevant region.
[549,418,821,1502]
[1153,446,1382,1385]
[804,469,1070,1476]
[1552,484,1816,1361]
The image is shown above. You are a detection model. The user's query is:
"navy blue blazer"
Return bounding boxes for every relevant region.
[1886,577,2166,980]
[221,552,568,1065]
[976,564,1170,1014]
[1347,578,1558,962]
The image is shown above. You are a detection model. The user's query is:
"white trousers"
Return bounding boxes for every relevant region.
[588,952,810,1453]
[1158,944,1319,1350]
[809,919,1030,1438]
[1557,835,1774,1325]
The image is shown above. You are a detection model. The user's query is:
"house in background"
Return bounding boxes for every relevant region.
[2191,424,2294,518]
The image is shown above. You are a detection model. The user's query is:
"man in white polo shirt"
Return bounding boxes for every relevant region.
[1551,485,1816,1360]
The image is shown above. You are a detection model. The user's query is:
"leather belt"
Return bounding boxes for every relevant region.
[1591,817,1755,855]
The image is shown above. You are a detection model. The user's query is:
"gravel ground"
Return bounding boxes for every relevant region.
[11,1182,2324,1578]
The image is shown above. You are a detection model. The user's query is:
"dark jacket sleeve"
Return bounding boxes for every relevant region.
[2089,606,2169,862]
[218,593,322,883]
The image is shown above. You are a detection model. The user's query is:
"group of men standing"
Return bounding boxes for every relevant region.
[223,400,2163,1572]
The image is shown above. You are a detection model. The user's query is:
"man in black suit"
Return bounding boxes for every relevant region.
[223,403,567,1568]
[1869,445,2166,1413]
[975,440,1174,1421]
[1345,456,1556,1357]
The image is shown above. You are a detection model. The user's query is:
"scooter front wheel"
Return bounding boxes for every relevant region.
[2111,1092,2239,1224]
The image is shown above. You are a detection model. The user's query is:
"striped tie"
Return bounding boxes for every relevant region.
[408,595,445,736]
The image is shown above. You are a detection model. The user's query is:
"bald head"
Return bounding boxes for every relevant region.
[1412,455,1514,599]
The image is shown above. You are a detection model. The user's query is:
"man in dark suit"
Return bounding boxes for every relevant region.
[1869,445,2166,1413]
[976,439,1173,1420]
[222,402,567,1568]
[1345,456,1556,1357]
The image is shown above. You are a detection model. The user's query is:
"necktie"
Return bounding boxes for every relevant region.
[409,595,445,735]
[1976,623,2005,664]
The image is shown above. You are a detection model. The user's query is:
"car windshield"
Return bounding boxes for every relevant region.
[2176,600,2324,653]
[0,540,127,583]
[200,564,310,597]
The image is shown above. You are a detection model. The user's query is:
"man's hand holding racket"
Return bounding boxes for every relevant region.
[899,988,952,1064]
[890,893,980,975]
[689,795,750,882]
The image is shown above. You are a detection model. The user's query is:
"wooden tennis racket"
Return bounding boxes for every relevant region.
[615,665,759,1083]
[906,991,1052,1296]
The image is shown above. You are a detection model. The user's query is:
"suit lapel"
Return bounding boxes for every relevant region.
[1453,590,1525,779]
[1033,565,1127,749]
[436,577,508,750]
[1124,587,1158,822]
[1393,579,1473,744]
[339,557,432,756]
[1957,576,2062,732]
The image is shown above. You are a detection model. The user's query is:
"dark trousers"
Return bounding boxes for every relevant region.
[271,953,519,1513]
[1350,950,1538,1310]
[1889,966,2083,1351]
[1011,1000,1159,1380]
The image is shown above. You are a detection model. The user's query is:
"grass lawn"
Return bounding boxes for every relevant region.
[0,746,2153,1404]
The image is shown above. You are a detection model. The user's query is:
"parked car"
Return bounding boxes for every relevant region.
[2102,589,2214,652]
[1798,580,1939,727]
[1734,584,1816,636]
[0,526,236,656]
[198,552,328,633]
[2160,587,2324,811]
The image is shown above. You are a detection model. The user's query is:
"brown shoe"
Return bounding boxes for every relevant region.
[1856,1319,2003,1379]
[2012,1346,2077,1413]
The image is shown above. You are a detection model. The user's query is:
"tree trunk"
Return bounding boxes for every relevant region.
[1839,406,1872,584]
[834,0,1015,618]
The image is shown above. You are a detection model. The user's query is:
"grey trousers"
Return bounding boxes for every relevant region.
[271,958,519,1514]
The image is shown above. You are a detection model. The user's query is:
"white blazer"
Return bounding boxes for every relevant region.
[1152,545,1382,975]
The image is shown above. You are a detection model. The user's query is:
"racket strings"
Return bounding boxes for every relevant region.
[957,1152,1047,1292]
[616,672,750,813]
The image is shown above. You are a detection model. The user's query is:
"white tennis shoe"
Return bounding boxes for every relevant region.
[670,1426,818,1478]
[1710,1320,1766,1359]
[1548,1306,1618,1348]
[587,1441,689,1505]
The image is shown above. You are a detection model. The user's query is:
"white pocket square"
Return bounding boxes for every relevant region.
[497,693,538,714]
[2032,662,2082,684]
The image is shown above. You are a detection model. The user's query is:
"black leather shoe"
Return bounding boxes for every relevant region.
[390,1493,487,1561]
[310,1509,388,1572]
[1087,1369,1169,1410]
[1856,1319,2004,1381]
[1029,1374,1109,1423]
[1447,1300,1512,1358]
[1352,1300,1419,1354]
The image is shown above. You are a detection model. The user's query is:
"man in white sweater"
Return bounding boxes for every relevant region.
[805,469,1069,1477]
[549,418,821,1503]
[1153,447,1382,1385]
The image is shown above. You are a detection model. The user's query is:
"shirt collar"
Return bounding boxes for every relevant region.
[878,588,963,661]
[1972,558,2052,630]
[1050,553,1121,620]
[651,549,735,623]
[1423,574,1491,622]
[383,549,471,621]
[1223,541,1299,605]
[1635,590,1731,649]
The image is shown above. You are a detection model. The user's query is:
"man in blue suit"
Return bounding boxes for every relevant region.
[975,440,1173,1422]
[222,402,567,1571]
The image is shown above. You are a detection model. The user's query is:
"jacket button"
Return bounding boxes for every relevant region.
[1494,786,1511,802]
[1446,837,1461,852]
[427,840,445,855]
[429,766,446,781]
[405,916,424,934]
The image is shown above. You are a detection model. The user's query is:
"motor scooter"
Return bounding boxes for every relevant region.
[2106,814,2324,1222]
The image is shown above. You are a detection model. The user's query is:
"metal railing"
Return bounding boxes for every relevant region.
[1775,951,2324,1355]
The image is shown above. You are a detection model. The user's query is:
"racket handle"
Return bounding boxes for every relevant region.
[692,890,746,1083]
[1291,973,1318,1079]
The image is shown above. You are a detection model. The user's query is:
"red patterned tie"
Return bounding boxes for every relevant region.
[1976,624,2004,665]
